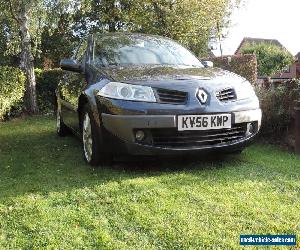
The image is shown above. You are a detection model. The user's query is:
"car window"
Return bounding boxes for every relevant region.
[91,34,203,68]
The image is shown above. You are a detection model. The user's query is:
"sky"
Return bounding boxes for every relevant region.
[216,0,300,56]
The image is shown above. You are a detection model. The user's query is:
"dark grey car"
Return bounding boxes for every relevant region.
[56,33,262,166]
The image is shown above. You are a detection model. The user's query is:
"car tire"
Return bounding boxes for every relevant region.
[56,108,69,137]
[81,105,112,167]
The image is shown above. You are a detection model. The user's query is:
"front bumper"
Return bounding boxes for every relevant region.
[101,109,262,155]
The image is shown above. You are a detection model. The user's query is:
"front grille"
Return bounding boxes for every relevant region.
[149,123,247,148]
[216,88,236,102]
[155,88,188,104]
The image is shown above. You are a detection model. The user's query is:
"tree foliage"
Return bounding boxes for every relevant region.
[1,0,240,67]
[241,42,295,77]
[2,0,41,113]
[0,0,240,113]
[79,0,239,56]
[0,4,20,66]
[0,66,25,120]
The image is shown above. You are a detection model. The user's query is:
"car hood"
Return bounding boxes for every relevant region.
[97,65,247,91]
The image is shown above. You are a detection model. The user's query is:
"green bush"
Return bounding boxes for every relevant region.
[35,68,63,113]
[0,66,26,120]
[241,43,294,77]
[256,80,300,137]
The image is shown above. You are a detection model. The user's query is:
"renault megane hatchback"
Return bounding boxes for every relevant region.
[56,33,261,166]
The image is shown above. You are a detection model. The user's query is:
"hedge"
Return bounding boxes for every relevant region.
[35,68,63,113]
[0,66,26,120]
[202,54,258,84]
[256,80,300,140]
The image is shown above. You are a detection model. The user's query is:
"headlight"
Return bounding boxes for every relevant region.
[98,82,156,102]
[235,81,256,100]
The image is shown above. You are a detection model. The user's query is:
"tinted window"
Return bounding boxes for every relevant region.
[91,34,203,68]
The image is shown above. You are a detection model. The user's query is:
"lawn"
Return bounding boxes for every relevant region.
[0,116,300,249]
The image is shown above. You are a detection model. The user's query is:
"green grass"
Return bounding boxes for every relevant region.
[0,116,300,249]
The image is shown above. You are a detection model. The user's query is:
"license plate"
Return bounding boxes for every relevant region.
[178,114,232,131]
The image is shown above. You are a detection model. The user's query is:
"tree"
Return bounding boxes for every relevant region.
[0,14,19,67]
[0,0,77,112]
[2,0,39,114]
[135,0,235,56]
[241,43,295,77]
[0,0,241,83]
[80,0,241,56]
[38,0,81,68]
[39,14,76,68]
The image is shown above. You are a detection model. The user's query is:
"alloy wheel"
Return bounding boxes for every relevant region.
[56,109,61,133]
[83,113,93,162]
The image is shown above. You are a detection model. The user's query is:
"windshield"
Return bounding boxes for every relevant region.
[91,34,203,68]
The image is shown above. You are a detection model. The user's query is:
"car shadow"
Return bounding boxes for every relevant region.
[111,153,237,173]
[1,125,293,201]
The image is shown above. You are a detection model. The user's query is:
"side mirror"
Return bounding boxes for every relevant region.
[202,61,214,68]
[60,59,81,72]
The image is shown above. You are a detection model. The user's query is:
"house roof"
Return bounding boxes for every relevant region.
[235,37,287,54]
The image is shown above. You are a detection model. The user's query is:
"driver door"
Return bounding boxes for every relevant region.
[59,41,88,134]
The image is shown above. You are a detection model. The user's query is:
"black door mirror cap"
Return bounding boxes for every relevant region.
[60,59,82,73]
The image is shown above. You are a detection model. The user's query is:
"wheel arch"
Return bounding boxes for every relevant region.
[78,93,101,131]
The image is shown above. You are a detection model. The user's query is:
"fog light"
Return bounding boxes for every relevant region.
[135,130,145,141]
[246,123,255,136]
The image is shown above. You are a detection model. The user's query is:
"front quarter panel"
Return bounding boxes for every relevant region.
[82,78,111,127]
[58,71,87,132]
